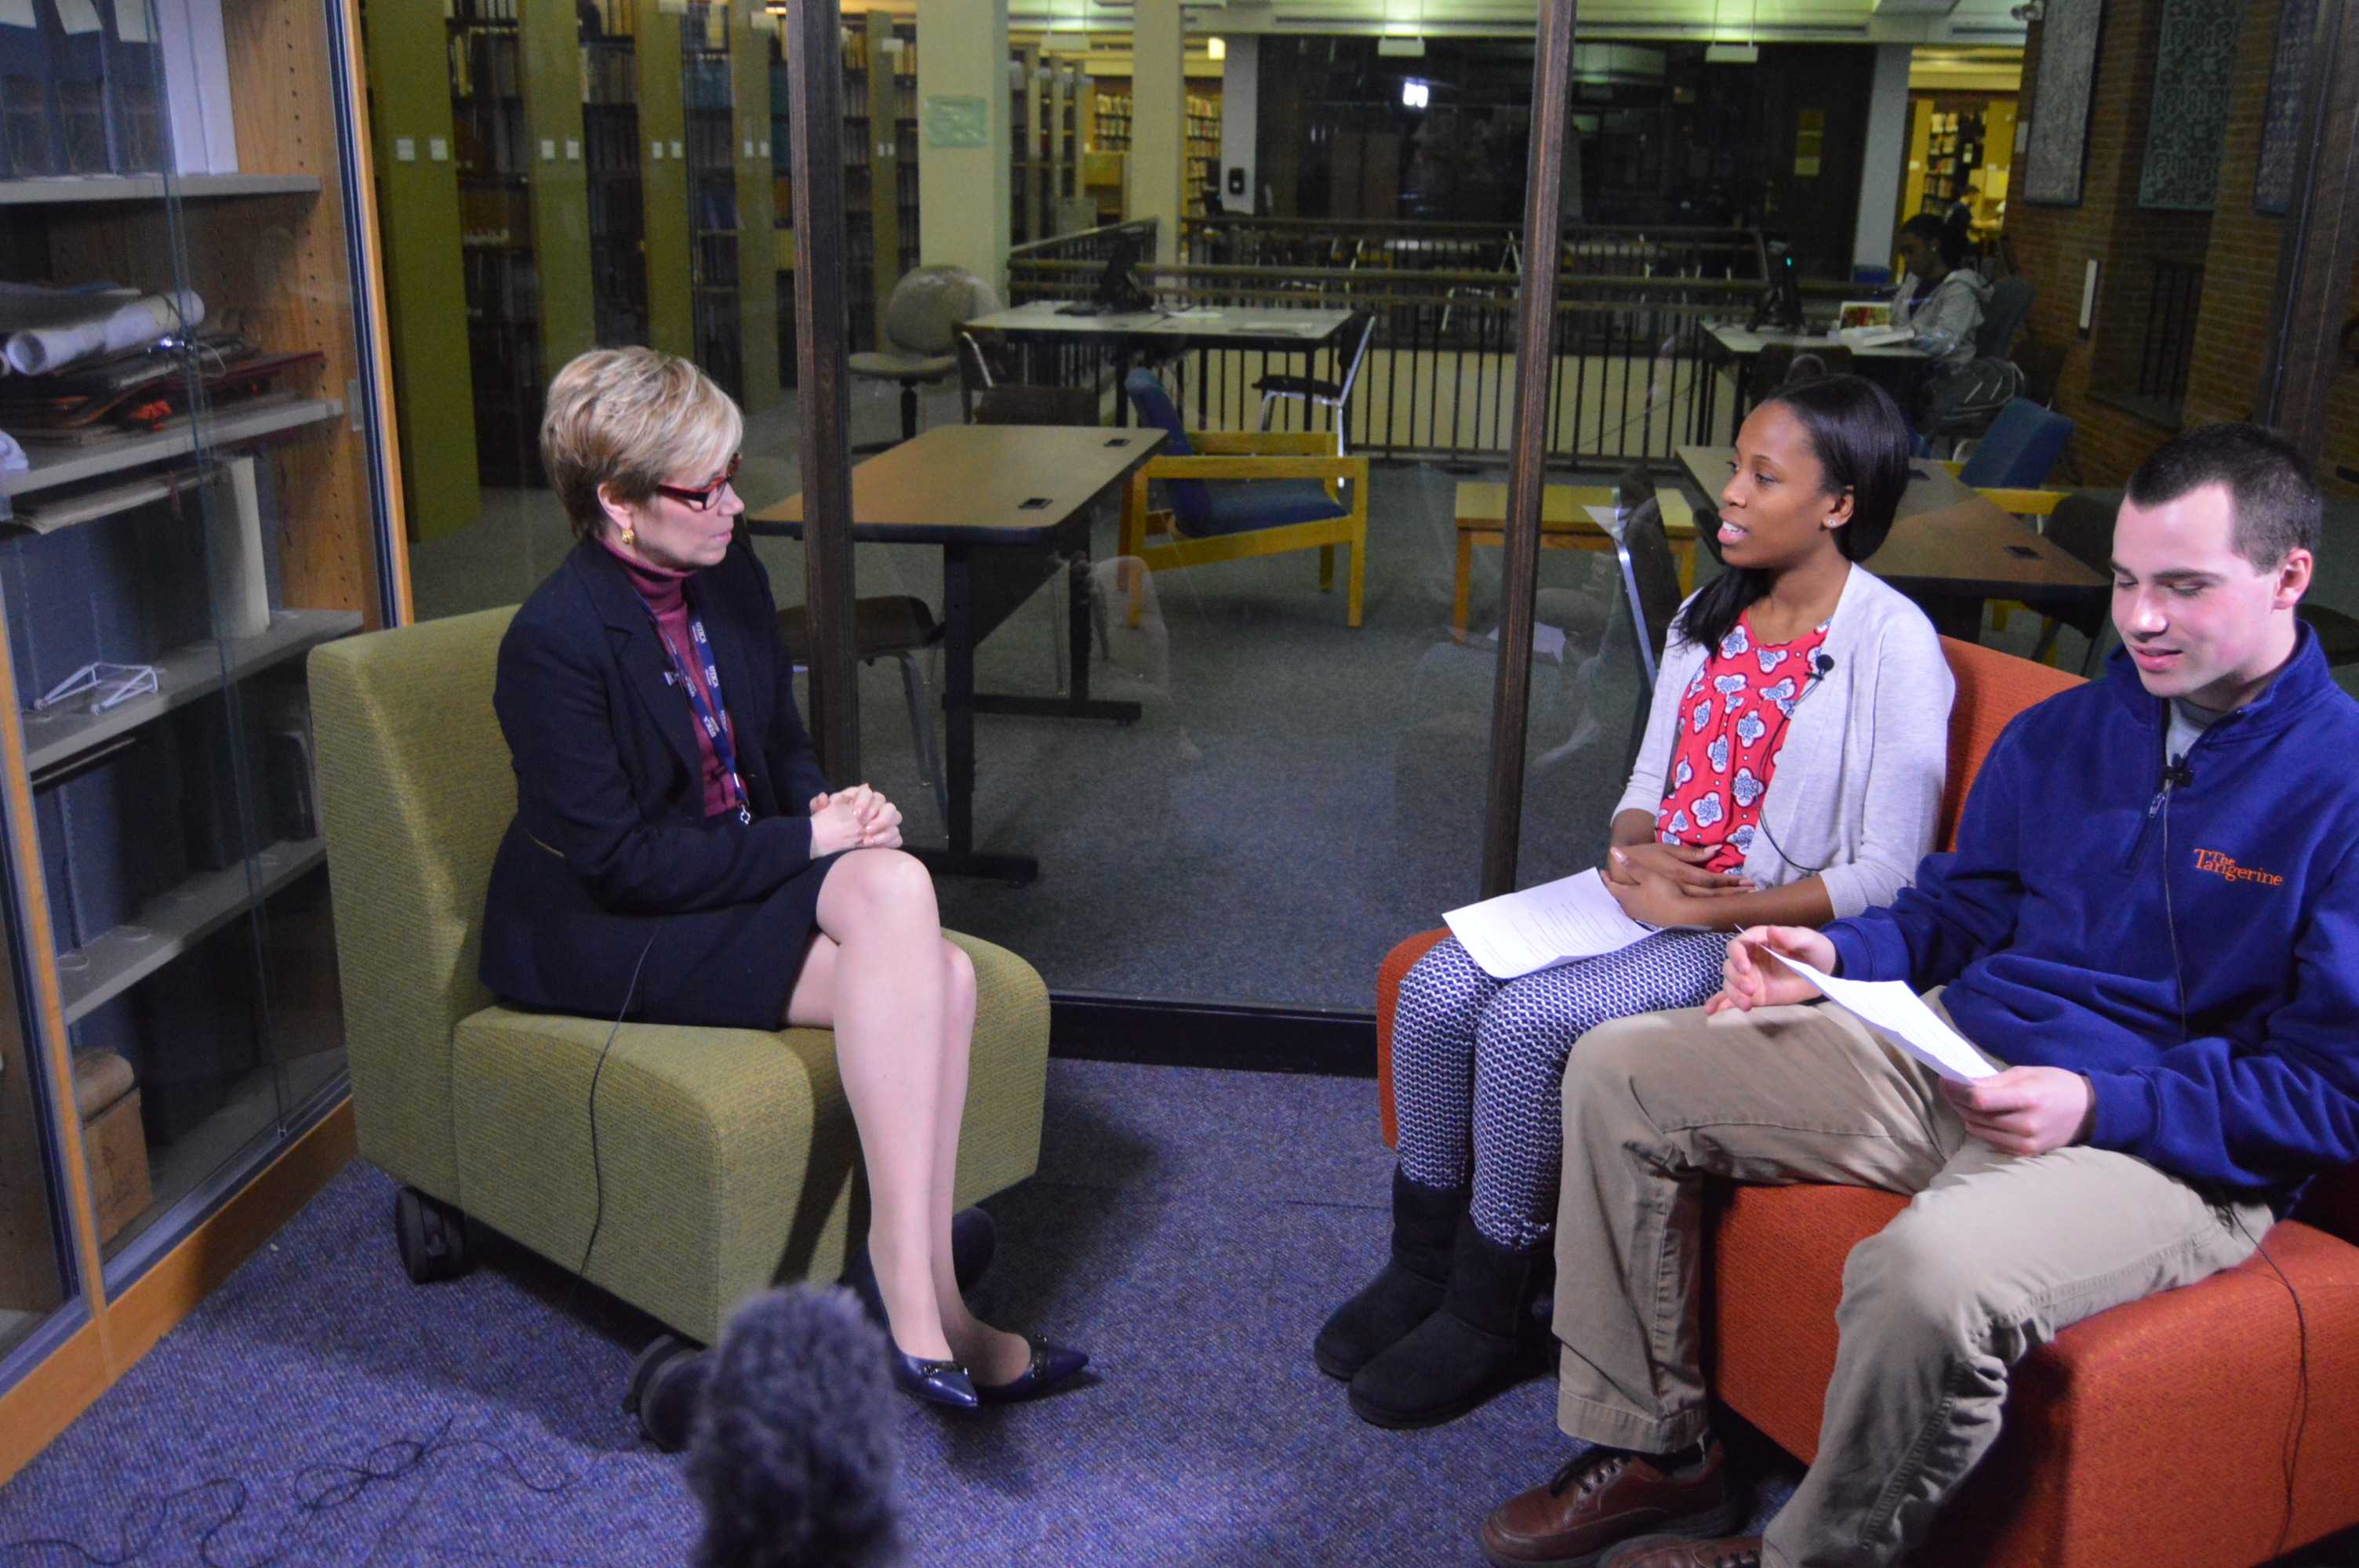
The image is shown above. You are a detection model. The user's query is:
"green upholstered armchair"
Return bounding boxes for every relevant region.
[308,607,1049,1347]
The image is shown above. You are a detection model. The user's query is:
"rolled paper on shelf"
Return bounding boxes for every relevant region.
[2,290,206,377]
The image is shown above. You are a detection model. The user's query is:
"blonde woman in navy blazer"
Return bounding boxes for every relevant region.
[480,347,1083,1410]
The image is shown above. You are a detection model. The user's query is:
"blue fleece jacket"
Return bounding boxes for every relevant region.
[1826,623,2359,1194]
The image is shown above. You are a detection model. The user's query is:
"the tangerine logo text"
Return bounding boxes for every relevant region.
[2193,848,2284,887]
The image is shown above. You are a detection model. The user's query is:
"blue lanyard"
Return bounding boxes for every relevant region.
[654,611,753,825]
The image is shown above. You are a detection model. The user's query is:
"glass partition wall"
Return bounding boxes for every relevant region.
[395,0,1568,1019]
[387,0,2355,1030]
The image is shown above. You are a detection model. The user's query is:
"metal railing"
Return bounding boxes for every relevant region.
[994,235,1774,467]
[1008,216,1159,270]
[1180,217,1770,285]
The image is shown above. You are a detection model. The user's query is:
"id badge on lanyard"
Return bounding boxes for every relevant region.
[657,612,754,825]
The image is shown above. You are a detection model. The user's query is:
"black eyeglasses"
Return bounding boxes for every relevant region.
[653,453,742,511]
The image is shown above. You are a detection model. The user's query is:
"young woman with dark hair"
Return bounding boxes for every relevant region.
[1320,376,1956,1430]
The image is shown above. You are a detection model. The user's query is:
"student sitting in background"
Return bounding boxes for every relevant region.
[1894,211,1990,428]
[1317,376,1954,1431]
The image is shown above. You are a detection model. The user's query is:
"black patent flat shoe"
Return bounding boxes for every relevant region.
[974,1338,1090,1405]
[889,1346,980,1410]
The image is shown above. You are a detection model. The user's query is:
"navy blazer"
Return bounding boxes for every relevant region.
[477,534,831,1017]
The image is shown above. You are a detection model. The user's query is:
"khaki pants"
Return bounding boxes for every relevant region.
[1552,996,2273,1568]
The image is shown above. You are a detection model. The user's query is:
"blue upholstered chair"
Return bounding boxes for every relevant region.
[1117,369,1369,626]
[1955,398,2073,489]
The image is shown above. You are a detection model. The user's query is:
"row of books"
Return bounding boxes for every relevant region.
[581,38,636,103]
[684,115,736,170]
[449,30,522,102]
[1,0,189,180]
[838,27,914,76]
[582,113,639,175]
[685,52,731,111]
[463,248,540,319]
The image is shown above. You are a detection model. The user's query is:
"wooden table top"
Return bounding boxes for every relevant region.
[1677,446,2106,598]
[1455,481,1699,539]
[965,301,1353,347]
[748,425,1165,546]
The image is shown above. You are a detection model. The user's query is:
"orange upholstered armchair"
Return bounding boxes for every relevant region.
[1370,637,2359,1567]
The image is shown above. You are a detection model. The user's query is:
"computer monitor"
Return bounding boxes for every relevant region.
[1059,230,1154,317]
[1749,245,1806,333]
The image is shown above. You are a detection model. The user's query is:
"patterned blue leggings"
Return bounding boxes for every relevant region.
[1393,930,1728,1250]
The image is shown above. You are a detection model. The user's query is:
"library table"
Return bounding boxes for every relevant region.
[750,424,1164,884]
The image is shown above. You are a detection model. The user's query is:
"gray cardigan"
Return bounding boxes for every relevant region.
[1613,564,1955,920]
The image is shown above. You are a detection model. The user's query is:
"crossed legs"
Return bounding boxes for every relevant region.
[787,848,1030,1385]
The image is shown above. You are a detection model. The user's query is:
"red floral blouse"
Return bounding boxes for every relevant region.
[1655,611,1833,873]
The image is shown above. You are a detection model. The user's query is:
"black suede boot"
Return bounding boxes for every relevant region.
[1313,1168,1464,1380]
[1346,1212,1545,1428]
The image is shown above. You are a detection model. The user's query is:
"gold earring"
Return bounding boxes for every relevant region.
[620,525,636,548]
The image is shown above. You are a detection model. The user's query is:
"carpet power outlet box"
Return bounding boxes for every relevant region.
[73,1049,151,1243]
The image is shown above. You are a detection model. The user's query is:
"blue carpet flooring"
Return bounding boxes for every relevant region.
[4,1060,2352,1566]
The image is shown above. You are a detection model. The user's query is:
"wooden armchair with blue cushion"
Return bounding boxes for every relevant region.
[1117,368,1369,628]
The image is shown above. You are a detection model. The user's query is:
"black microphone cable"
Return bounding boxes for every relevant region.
[566,927,662,1314]
[2157,756,2309,1559]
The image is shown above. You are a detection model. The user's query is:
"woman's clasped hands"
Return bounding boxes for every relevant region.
[1601,842,1754,931]
[809,784,903,855]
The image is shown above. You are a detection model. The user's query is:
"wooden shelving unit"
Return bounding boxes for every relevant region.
[0,0,405,1486]
[0,174,321,205]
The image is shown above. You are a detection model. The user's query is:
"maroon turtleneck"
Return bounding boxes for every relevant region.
[602,536,743,818]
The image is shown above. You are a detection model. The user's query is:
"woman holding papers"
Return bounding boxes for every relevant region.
[1321,375,1954,1429]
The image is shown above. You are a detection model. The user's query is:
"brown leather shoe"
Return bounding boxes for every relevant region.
[1601,1534,1764,1568]
[1478,1442,1741,1568]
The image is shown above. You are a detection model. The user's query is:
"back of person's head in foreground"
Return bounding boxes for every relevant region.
[1680,373,1913,653]
[688,1284,898,1568]
[2113,422,2319,710]
[541,346,745,546]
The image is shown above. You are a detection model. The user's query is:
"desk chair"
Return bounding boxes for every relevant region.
[1254,310,1376,454]
[1372,639,2359,1568]
[1118,368,1369,627]
[309,609,1049,1372]
[849,266,998,450]
[776,598,947,832]
[1607,468,1686,771]
[1956,398,2072,489]
[1924,278,2037,445]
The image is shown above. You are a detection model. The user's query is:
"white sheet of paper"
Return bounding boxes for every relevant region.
[1445,868,1656,980]
[1484,622,1568,661]
[1583,503,1620,528]
[1778,956,2000,1083]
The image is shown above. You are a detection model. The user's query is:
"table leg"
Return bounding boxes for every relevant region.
[971,560,1141,725]
[1452,532,1474,642]
[1914,593,1989,644]
[911,543,1038,885]
[1674,539,1696,594]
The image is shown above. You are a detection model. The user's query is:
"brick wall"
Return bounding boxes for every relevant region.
[2181,0,2283,433]
[2013,0,2358,495]
[2009,0,2211,486]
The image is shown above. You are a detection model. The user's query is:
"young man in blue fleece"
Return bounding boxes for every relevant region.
[1474,421,2359,1568]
